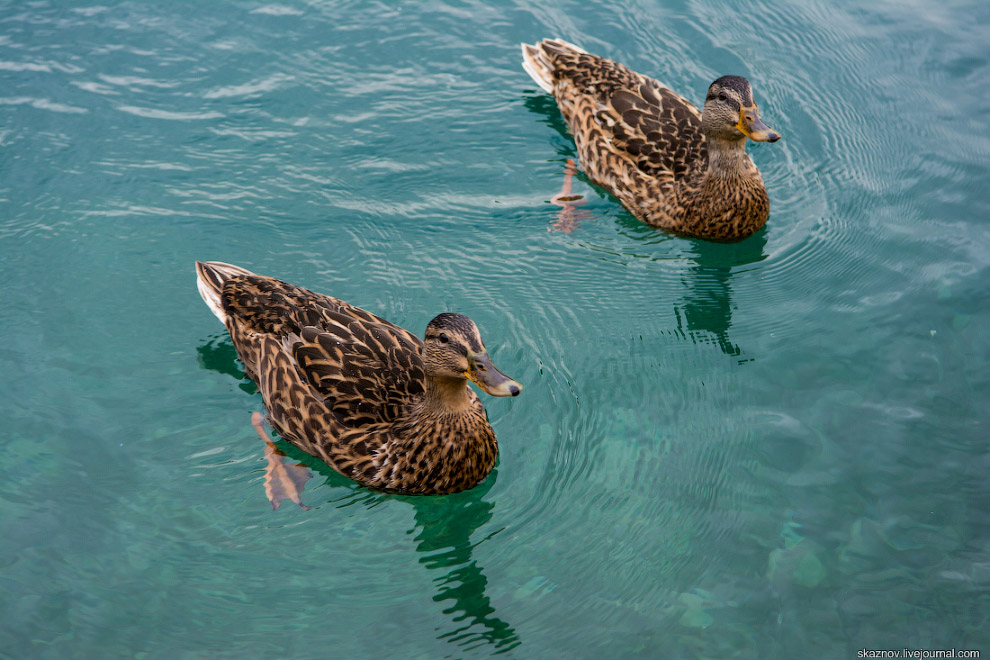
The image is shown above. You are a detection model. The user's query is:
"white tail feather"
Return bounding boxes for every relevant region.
[520,43,554,94]
[521,39,590,95]
[197,274,226,322]
[195,261,255,323]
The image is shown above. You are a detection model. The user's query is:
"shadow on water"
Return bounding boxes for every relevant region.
[197,336,521,655]
[675,232,768,359]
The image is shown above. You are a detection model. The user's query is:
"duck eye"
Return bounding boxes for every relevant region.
[438,333,449,344]
[718,92,727,102]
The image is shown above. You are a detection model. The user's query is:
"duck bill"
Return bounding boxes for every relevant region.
[466,351,522,397]
[737,105,781,142]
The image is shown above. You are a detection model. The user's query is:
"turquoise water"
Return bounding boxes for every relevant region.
[2,0,989,657]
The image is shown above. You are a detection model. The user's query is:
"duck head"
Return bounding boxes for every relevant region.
[701,75,780,143]
[423,313,522,397]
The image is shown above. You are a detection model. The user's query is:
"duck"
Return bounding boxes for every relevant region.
[195,261,522,498]
[521,39,781,242]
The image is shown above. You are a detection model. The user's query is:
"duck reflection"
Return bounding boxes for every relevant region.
[675,232,768,357]
[524,93,570,146]
[315,471,521,654]
[197,335,245,380]
[401,481,520,654]
[196,336,520,654]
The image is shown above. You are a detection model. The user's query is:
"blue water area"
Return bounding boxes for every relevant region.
[2,1,988,658]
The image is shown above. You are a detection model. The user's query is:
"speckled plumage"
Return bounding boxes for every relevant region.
[196,261,520,495]
[522,39,780,242]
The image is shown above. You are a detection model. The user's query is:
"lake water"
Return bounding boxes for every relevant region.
[2,1,988,658]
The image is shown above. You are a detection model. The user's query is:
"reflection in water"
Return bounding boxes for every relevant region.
[675,233,768,358]
[524,94,572,150]
[197,337,520,654]
[403,482,520,654]
[196,335,244,380]
[196,335,257,394]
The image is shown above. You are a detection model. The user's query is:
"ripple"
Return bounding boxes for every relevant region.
[0,61,52,72]
[0,96,88,114]
[202,73,295,99]
[250,5,304,16]
[99,74,181,89]
[115,105,224,120]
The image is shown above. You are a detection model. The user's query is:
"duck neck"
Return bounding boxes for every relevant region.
[706,137,752,182]
[420,375,474,416]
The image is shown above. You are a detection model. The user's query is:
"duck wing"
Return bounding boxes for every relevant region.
[289,318,425,427]
[527,39,707,185]
[217,271,425,426]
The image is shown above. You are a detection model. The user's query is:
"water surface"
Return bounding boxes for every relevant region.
[2,1,988,658]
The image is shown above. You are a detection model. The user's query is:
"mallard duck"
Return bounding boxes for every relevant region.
[521,39,781,242]
[195,261,522,497]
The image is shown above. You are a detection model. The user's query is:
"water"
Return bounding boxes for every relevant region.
[2,1,988,657]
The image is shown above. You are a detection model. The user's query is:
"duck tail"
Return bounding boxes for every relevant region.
[520,39,587,94]
[195,261,255,323]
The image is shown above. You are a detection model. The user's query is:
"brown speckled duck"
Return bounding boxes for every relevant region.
[521,39,781,242]
[196,261,522,497]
